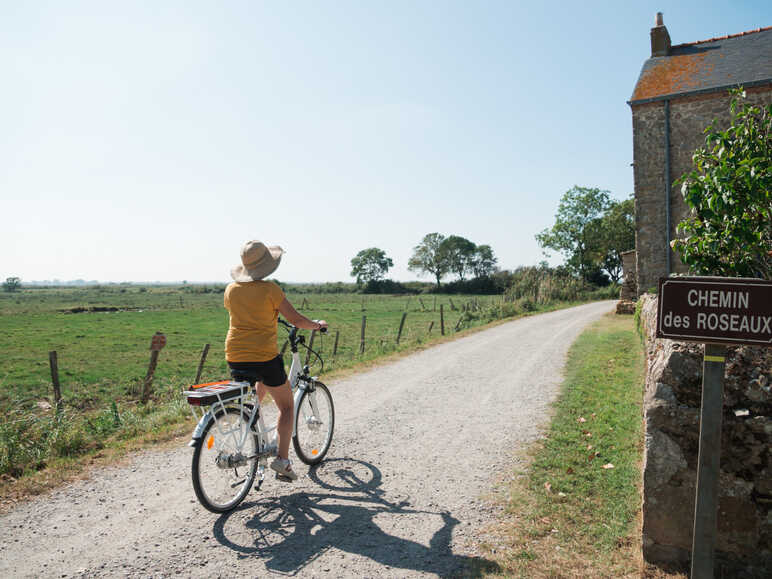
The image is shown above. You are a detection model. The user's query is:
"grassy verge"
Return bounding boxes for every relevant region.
[479,313,646,578]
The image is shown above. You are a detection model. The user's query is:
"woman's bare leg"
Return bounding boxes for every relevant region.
[256,381,268,404]
[267,381,294,460]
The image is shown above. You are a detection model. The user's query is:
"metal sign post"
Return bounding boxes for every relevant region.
[655,276,772,578]
[691,343,726,578]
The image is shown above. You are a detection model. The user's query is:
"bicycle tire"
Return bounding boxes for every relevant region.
[293,380,334,465]
[192,406,258,513]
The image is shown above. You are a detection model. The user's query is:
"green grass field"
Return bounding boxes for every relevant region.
[1,286,509,412]
[0,284,613,482]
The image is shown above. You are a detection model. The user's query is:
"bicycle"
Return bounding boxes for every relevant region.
[183,318,335,513]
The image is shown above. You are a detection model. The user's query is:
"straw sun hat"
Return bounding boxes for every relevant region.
[230,240,284,282]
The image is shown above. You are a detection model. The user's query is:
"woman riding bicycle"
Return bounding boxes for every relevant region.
[224,240,327,481]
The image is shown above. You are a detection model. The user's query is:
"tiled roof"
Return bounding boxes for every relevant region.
[630,26,772,104]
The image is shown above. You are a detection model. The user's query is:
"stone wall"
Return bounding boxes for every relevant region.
[620,250,637,300]
[639,294,771,576]
[630,86,772,295]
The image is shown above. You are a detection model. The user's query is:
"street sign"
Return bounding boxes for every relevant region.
[655,275,771,579]
[656,276,772,345]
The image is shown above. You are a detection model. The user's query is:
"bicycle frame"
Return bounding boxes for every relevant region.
[186,324,322,449]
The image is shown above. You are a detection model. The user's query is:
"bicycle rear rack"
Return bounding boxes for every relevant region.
[183,380,255,434]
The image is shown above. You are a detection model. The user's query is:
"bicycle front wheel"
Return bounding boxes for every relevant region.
[192,406,258,513]
[293,380,334,465]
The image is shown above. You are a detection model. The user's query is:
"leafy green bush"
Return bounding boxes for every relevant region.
[673,90,771,278]
[505,265,591,303]
[439,276,499,294]
[360,279,415,294]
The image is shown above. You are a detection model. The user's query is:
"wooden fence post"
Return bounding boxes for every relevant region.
[449,298,456,311]
[396,312,407,344]
[404,297,411,311]
[194,343,210,384]
[305,330,317,366]
[142,351,160,403]
[360,316,367,354]
[419,297,426,311]
[48,351,63,414]
[428,321,434,334]
[142,332,166,403]
[440,304,445,335]
[455,316,463,332]
[332,330,340,357]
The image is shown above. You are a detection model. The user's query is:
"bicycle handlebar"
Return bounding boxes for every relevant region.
[278,317,328,334]
[278,317,326,373]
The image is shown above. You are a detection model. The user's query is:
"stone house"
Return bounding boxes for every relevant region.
[629,14,772,295]
[629,15,772,576]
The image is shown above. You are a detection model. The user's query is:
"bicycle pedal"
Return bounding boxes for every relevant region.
[275,473,295,483]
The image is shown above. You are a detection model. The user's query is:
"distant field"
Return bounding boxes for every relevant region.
[0,286,503,412]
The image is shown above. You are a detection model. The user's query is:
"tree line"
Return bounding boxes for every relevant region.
[350,234,498,292]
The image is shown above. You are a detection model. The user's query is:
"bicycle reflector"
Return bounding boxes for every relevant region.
[207,435,214,450]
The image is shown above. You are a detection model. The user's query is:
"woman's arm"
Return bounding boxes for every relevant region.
[278,298,327,331]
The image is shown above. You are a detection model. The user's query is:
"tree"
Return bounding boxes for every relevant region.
[350,248,393,285]
[535,186,612,281]
[589,197,635,283]
[441,235,477,280]
[672,90,771,278]
[408,233,451,287]
[469,244,498,278]
[3,277,21,292]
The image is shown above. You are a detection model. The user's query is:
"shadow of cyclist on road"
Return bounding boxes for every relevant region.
[212,458,499,577]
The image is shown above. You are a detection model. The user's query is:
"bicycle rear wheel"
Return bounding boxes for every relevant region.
[192,406,258,513]
[293,380,334,465]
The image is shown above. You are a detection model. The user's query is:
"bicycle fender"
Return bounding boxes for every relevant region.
[188,410,215,447]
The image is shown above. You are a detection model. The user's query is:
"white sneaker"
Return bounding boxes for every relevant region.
[270,457,298,481]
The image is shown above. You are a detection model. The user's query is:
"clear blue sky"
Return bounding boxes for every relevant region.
[2,1,770,283]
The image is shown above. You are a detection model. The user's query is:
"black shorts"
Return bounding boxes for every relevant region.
[227,356,288,388]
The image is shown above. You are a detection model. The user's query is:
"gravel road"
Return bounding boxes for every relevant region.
[1,301,614,578]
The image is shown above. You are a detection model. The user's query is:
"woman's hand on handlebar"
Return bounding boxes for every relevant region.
[278,298,328,332]
[313,319,328,333]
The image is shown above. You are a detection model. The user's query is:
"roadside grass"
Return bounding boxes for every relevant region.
[0,285,613,505]
[478,313,649,578]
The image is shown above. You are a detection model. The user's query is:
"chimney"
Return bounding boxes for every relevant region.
[650,12,671,57]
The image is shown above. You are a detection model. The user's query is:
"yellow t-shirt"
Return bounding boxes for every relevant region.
[224,281,286,362]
